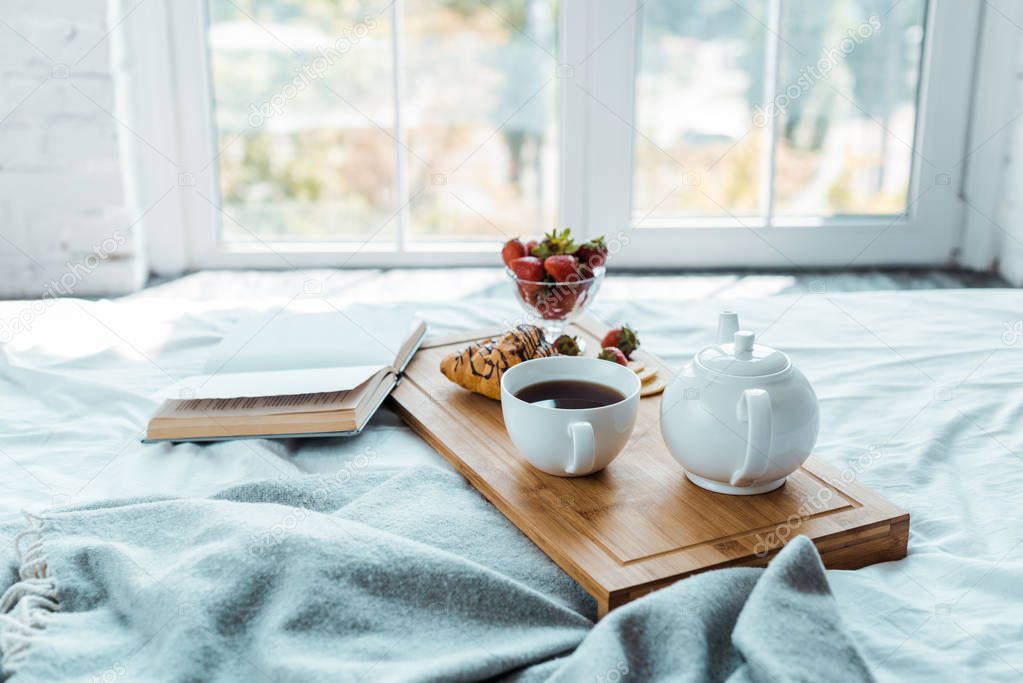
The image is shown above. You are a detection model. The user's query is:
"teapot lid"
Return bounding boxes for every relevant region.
[696,331,789,377]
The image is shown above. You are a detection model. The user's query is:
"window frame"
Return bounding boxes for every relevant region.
[154,0,981,270]
[165,0,572,269]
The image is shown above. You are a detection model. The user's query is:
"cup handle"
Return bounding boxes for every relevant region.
[566,422,595,475]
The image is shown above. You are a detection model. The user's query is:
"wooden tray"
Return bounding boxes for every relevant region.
[390,315,909,617]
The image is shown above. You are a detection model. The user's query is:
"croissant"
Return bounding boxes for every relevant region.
[440,325,555,400]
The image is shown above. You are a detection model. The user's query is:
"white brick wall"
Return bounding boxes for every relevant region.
[0,0,145,298]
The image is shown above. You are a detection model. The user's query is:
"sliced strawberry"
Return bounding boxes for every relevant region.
[543,254,580,283]
[510,256,545,283]
[501,238,526,267]
[598,346,628,366]
[600,324,640,358]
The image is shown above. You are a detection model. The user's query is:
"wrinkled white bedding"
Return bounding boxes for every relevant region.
[0,272,1020,681]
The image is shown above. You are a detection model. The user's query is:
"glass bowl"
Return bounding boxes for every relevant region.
[505,266,605,341]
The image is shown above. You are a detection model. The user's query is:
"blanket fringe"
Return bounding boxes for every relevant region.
[0,511,59,672]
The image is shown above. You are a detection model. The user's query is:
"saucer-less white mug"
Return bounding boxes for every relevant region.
[500,356,641,477]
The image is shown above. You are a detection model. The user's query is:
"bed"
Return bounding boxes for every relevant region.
[0,272,1019,680]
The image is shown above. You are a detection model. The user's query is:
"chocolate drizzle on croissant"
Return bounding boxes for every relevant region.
[441,325,554,400]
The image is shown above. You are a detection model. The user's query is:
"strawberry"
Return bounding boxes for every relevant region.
[543,254,580,283]
[524,239,539,256]
[533,288,560,319]
[601,324,640,358]
[554,286,578,313]
[515,282,540,306]
[531,228,578,259]
[501,238,526,267]
[576,236,608,275]
[553,334,582,356]
[509,256,544,283]
[598,346,628,366]
[532,286,571,319]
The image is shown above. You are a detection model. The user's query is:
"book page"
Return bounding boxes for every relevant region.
[203,305,419,375]
[162,390,356,418]
[167,365,386,400]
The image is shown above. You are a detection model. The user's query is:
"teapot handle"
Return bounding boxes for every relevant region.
[730,389,773,487]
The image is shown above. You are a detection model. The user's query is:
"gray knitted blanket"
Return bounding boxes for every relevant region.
[0,465,873,682]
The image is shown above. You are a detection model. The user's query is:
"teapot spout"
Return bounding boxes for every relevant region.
[716,311,740,344]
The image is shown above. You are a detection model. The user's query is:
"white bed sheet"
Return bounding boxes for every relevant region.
[1,272,1020,680]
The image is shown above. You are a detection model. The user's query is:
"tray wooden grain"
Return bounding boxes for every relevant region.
[390,315,909,617]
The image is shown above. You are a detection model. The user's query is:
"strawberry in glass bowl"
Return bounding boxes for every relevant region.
[503,228,607,341]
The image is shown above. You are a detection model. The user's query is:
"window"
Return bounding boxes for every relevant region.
[206,0,558,247]
[162,0,980,268]
[632,1,925,219]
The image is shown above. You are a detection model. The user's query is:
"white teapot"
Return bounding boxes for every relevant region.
[660,312,820,495]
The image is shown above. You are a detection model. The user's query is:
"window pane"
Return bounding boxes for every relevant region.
[632,0,769,219]
[208,1,397,242]
[404,0,558,240]
[773,1,926,216]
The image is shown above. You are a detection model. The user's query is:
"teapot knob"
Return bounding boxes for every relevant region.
[734,331,755,359]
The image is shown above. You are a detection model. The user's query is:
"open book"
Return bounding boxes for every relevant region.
[145,307,427,442]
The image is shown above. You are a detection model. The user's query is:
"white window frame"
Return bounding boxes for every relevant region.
[144,0,982,271]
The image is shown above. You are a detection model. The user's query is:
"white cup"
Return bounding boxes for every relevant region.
[500,356,641,477]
